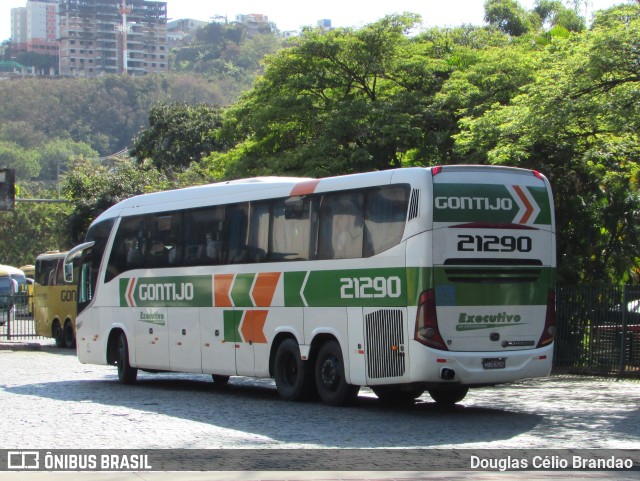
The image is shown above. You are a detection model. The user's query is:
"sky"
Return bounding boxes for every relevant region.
[1,0,629,42]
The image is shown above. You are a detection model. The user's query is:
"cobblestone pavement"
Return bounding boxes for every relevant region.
[0,342,638,480]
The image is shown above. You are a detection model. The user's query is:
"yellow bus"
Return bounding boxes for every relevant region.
[34,251,77,348]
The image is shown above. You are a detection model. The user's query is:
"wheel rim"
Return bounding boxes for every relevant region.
[320,357,339,390]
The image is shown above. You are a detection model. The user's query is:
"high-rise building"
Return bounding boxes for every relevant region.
[58,0,168,77]
[10,1,60,57]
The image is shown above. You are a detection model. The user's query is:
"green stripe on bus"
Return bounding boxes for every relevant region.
[433,183,551,225]
[223,310,242,342]
[231,273,255,307]
[120,275,213,307]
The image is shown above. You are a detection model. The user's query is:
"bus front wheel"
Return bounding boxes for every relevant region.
[116,332,138,385]
[314,340,359,406]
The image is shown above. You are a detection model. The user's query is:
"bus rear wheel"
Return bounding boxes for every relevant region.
[52,321,64,348]
[212,375,230,385]
[427,386,469,405]
[116,332,138,385]
[274,338,314,401]
[315,340,359,406]
[63,321,76,349]
[372,386,425,404]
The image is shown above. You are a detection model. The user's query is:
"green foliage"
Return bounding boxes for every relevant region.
[130,103,227,179]
[454,3,640,283]
[484,0,533,36]
[171,21,283,97]
[61,158,168,242]
[0,188,72,267]
[0,74,230,157]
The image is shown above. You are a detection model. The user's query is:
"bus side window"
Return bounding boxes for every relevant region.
[147,212,182,268]
[247,201,269,263]
[318,192,364,260]
[226,203,249,264]
[105,215,146,282]
[364,185,409,257]
[271,197,314,261]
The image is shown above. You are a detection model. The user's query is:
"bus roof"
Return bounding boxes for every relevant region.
[88,166,549,229]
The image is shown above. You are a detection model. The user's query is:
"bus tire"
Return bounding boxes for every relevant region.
[372,386,424,404]
[63,321,76,349]
[274,338,314,402]
[52,321,64,348]
[116,332,138,385]
[212,375,230,385]
[427,386,469,405]
[314,340,359,406]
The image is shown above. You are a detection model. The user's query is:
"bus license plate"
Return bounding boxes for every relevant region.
[482,358,506,369]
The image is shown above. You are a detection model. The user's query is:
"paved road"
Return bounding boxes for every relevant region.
[0,342,638,479]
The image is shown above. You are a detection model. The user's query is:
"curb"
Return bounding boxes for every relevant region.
[0,342,45,351]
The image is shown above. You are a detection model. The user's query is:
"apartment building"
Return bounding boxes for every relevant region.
[58,0,168,77]
[10,0,60,57]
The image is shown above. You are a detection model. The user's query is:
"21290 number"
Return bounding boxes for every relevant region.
[457,235,532,253]
[340,276,402,299]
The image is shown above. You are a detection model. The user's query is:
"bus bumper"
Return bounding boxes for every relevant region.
[408,341,554,386]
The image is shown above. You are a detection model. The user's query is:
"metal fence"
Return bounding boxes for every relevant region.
[0,293,43,341]
[555,285,640,377]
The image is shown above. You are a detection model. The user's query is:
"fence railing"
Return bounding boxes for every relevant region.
[0,293,43,341]
[554,285,640,377]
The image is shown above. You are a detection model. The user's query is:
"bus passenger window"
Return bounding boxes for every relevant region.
[271,197,315,261]
[106,216,146,281]
[364,185,409,257]
[247,202,269,263]
[147,212,182,268]
[318,192,364,260]
[226,203,249,264]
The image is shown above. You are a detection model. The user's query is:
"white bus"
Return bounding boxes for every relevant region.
[64,166,556,406]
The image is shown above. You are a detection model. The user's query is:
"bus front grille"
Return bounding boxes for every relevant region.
[365,309,405,379]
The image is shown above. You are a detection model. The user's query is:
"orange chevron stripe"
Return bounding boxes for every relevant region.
[214,274,234,307]
[241,310,268,344]
[290,179,320,196]
[252,272,281,307]
[513,185,534,224]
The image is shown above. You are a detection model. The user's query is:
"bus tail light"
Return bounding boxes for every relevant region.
[537,289,556,348]
[415,289,448,350]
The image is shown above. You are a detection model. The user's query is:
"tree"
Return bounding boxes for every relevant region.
[455,4,640,283]
[130,103,227,179]
[484,0,533,36]
[62,158,168,241]
[0,141,40,179]
[0,190,72,267]
[213,14,454,178]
